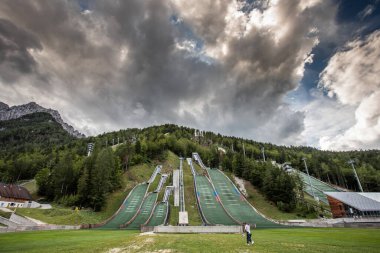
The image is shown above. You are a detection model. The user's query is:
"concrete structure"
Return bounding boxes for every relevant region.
[179,212,189,225]
[9,213,37,226]
[0,224,80,233]
[173,170,179,207]
[148,166,161,184]
[154,174,168,193]
[152,225,242,234]
[280,217,380,228]
[325,192,380,218]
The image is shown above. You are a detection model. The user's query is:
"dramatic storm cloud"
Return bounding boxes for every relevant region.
[0,0,378,150]
[318,31,380,150]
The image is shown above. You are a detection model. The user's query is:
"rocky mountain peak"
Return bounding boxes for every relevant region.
[0,102,9,111]
[0,101,85,138]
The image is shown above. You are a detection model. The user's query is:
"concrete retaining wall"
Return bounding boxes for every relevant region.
[0,225,80,233]
[10,213,37,226]
[281,217,380,228]
[153,225,243,234]
[0,216,19,228]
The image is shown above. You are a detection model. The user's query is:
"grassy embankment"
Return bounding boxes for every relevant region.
[0,228,379,253]
[14,172,135,225]
[223,171,319,220]
[14,151,179,226]
[15,161,157,225]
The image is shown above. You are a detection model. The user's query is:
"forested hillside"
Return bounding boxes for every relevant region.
[1,115,379,213]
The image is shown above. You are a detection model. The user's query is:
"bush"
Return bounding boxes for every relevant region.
[276,201,294,212]
[57,194,79,207]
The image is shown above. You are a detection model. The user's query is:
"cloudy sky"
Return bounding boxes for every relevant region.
[0,0,379,151]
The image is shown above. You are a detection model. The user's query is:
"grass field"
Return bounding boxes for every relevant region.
[0,228,379,253]
[183,160,202,225]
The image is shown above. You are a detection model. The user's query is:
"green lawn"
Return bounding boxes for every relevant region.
[14,189,129,225]
[0,228,379,253]
[0,210,12,219]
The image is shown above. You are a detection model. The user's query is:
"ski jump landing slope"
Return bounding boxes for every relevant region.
[124,192,158,229]
[145,201,169,226]
[96,183,148,229]
[207,168,282,228]
[193,152,282,228]
[96,166,162,229]
[195,174,238,225]
[297,171,340,204]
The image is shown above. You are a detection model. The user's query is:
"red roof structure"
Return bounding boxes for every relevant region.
[0,183,32,200]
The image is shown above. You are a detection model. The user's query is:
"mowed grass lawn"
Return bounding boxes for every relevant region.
[0,228,379,253]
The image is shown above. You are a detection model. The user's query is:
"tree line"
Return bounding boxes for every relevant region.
[1,116,380,212]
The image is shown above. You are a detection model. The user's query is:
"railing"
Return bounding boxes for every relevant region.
[155,174,168,193]
[148,165,161,184]
[163,186,173,202]
[187,158,196,176]
[179,158,185,212]
[192,152,207,170]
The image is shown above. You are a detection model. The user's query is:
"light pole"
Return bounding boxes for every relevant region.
[348,160,363,192]
[302,157,317,200]
[261,147,266,162]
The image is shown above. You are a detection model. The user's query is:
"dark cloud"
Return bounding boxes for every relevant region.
[0,0,339,146]
[0,18,42,82]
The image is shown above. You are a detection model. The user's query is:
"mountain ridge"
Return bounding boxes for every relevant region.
[0,101,85,138]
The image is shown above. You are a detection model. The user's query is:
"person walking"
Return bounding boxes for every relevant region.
[244,223,254,245]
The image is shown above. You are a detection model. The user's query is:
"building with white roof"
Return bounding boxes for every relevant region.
[324,192,380,218]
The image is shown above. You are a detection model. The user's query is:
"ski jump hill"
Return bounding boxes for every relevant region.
[83,153,283,231]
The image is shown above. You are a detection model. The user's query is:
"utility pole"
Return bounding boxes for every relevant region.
[348,160,363,192]
[302,157,317,200]
[261,147,266,162]
[242,143,246,158]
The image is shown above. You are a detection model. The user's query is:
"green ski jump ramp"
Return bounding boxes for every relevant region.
[123,192,158,229]
[93,165,162,229]
[193,152,282,228]
[207,168,282,228]
[95,183,149,229]
[145,201,169,226]
[195,174,238,225]
[297,171,340,204]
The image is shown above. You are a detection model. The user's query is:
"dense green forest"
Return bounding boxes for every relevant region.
[1,113,379,212]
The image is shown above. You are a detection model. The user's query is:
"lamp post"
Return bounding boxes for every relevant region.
[302,157,317,200]
[348,159,363,192]
[261,147,266,162]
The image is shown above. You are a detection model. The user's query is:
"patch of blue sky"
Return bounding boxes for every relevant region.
[170,14,216,64]
[240,0,269,13]
[78,0,91,12]
[287,0,380,111]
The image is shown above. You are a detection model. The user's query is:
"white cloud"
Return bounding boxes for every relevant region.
[358,4,375,20]
[318,30,380,150]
